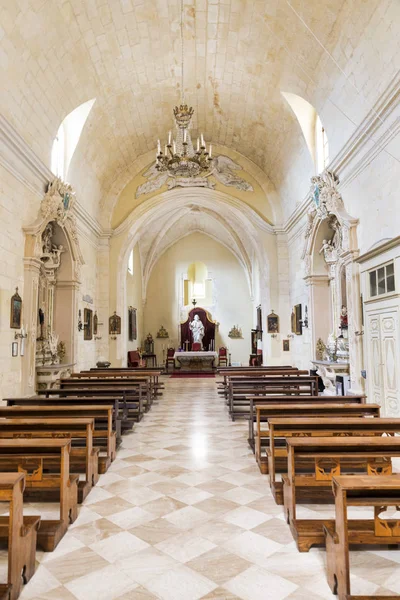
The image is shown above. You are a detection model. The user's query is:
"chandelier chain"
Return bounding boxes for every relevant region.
[181,0,185,103]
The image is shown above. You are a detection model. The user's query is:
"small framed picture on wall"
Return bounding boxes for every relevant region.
[282,339,290,352]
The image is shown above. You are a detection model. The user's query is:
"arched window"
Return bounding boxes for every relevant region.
[51,98,96,180]
[128,250,134,274]
[281,92,329,174]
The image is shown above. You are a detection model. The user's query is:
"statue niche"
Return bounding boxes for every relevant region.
[180,307,216,351]
[36,221,68,365]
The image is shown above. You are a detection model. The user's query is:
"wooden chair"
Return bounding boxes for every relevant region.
[324,475,400,600]
[0,473,40,600]
[218,347,228,366]
[282,436,400,552]
[166,348,175,371]
[0,439,78,551]
[127,350,140,367]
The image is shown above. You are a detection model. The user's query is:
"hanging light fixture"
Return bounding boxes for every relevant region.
[155,0,212,178]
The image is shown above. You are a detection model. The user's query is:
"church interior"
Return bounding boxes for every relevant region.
[0,0,400,598]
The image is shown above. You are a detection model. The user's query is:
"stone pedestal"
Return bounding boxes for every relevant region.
[311,360,350,396]
[36,363,75,391]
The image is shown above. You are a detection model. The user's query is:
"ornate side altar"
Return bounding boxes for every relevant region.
[311,360,350,396]
[174,351,218,372]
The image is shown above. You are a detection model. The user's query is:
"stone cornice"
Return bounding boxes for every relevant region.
[280,72,400,236]
[356,235,400,264]
[0,113,103,241]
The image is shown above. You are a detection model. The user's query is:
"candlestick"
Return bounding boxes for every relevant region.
[197,138,200,151]
[168,131,172,144]
[157,139,161,153]
[173,141,176,154]
[201,133,205,147]
[209,144,212,158]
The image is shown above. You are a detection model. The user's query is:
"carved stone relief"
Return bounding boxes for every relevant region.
[136,155,254,198]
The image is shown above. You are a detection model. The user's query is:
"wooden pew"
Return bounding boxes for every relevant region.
[35,389,136,432]
[0,439,78,551]
[0,405,115,473]
[69,374,155,408]
[55,381,146,418]
[0,473,40,600]
[0,418,97,503]
[252,399,377,470]
[324,475,400,600]
[217,368,304,398]
[268,416,400,504]
[282,437,400,552]
[228,377,319,419]
[6,396,123,449]
[86,369,164,396]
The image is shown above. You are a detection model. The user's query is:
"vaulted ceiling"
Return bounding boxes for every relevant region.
[0,0,389,224]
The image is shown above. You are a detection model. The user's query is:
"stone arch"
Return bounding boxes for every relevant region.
[111,187,273,364]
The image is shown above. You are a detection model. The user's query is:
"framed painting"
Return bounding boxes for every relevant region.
[84,308,93,341]
[10,288,22,329]
[109,312,121,335]
[128,307,137,341]
[267,312,279,334]
[283,339,290,352]
[294,304,303,335]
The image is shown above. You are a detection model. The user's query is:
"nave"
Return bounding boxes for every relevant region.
[14,377,400,600]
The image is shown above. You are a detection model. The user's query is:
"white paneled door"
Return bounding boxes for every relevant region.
[366,307,399,416]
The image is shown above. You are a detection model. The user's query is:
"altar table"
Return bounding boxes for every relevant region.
[174,351,218,372]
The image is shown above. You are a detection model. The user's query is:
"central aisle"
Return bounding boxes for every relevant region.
[21,377,398,600]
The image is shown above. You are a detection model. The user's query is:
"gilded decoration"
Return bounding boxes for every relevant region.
[156,325,169,339]
[228,325,243,339]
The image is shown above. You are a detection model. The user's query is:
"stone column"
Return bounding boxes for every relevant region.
[305,274,332,359]
[345,256,365,394]
[22,258,41,395]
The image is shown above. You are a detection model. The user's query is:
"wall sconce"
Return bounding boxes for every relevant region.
[300,306,309,329]
[14,326,28,340]
[271,333,278,339]
[287,333,294,339]
[78,310,83,332]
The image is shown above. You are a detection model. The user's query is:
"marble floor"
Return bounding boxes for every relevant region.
[16,377,400,599]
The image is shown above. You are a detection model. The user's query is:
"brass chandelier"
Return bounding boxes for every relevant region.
[155,1,212,178]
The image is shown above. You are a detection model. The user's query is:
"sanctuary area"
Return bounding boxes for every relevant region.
[0,1,399,599]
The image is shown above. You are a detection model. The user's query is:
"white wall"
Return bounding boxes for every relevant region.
[126,244,143,352]
[143,233,253,366]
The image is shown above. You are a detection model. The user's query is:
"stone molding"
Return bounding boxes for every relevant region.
[277,72,400,236]
[0,114,103,242]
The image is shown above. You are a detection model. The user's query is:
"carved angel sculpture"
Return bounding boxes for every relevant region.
[136,164,169,198]
[211,156,254,192]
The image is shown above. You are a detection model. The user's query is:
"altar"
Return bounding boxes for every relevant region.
[174,351,218,372]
